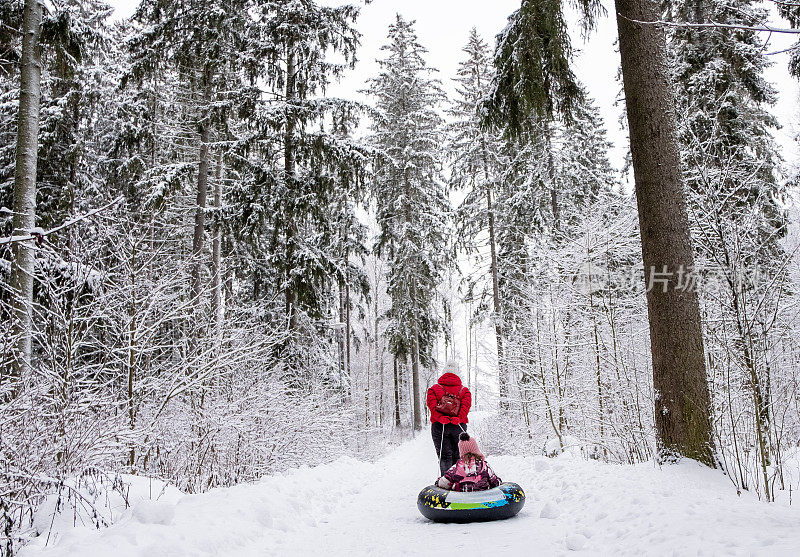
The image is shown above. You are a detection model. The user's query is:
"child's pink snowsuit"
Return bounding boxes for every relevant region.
[436,457,501,492]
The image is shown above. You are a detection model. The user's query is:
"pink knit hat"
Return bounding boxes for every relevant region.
[458,432,484,459]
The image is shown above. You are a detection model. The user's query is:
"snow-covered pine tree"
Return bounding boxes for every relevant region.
[367,15,450,430]
[33,0,115,229]
[528,97,624,456]
[487,0,596,236]
[329,198,370,396]
[231,0,370,387]
[1,0,118,244]
[448,28,511,407]
[551,92,617,233]
[490,0,715,465]
[667,0,783,242]
[496,91,624,451]
[1,0,115,387]
[667,0,788,495]
[483,2,601,416]
[485,0,588,134]
[128,0,254,349]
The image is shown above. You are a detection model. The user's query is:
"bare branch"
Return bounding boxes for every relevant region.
[0,197,124,246]
[618,15,800,34]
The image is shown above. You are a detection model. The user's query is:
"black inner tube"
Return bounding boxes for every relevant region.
[417,482,525,523]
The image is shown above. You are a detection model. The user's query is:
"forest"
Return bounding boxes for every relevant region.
[2,0,800,553]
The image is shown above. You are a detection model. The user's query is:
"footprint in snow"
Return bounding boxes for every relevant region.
[577,527,593,539]
[534,460,550,472]
[539,501,560,519]
[565,533,588,551]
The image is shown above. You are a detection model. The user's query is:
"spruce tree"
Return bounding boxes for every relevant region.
[493,90,617,433]
[367,15,450,430]
[668,0,788,490]
[552,90,617,233]
[486,0,591,132]
[34,0,114,228]
[449,28,511,407]
[614,0,715,465]
[250,0,365,339]
[490,0,716,463]
[128,0,253,350]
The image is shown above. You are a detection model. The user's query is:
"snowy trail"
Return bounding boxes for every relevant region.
[21,430,800,556]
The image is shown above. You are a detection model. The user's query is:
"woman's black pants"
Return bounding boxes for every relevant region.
[431,422,466,475]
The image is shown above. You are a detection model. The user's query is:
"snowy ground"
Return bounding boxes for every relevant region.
[20,430,800,556]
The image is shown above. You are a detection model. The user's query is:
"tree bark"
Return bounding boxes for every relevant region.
[487,187,507,406]
[345,255,352,394]
[210,149,224,340]
[409,279,423,431]
[480,140,507,411]
[284,42,298,332]
[365,350,370,428]
[376,282,384,427]
[472,57,505,411]
[338,279,347,392]
[590,286,606,461]
[7,0,43,387]
[411,329,422,430]
[128,240,137,467]
[472,323,478,408]
[393,356,401,428]
[191,72,212,342]
[615,0,715,465]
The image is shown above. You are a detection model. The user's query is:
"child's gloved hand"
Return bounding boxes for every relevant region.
[440,416,451,424]
[450,417,461,424]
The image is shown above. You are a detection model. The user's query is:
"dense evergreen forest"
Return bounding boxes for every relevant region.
[2,0,800,552]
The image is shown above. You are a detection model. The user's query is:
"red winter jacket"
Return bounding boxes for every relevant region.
[426,372,472,425]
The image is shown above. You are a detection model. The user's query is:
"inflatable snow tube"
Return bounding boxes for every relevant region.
[417,482,525,523]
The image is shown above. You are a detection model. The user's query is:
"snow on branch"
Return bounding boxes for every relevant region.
[0,196,123,247]
[618,15,800,34]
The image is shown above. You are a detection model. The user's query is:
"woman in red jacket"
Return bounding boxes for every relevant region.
[426,361,472,475]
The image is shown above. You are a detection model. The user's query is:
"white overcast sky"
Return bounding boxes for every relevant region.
[108,0,800,175]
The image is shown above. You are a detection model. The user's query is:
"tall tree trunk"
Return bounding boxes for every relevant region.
[365,356,370,428]
[472,322,478,409]
[211,149,224,340]
[481,142,507,411]
[372,263,383,426]
[400,163,423,430]
[590,287,606,461]
[191,72,212,344]
[410,332,422,430]
[284,42,298,332]
[338,279,347,392]
[7,0,43,388]
[465,297,472,392]
[728,272,771,497]
[615,0,715,465]
[473,59,505,409]
[345,255,352,394]
[393,356,401,428]
[377,290,384,428]
[127,240,137,467]
[410,279,423,431]
[189,73,211,451]
[545,122,559,230]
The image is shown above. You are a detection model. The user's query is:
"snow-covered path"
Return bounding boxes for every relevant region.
[22,431,800,556]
